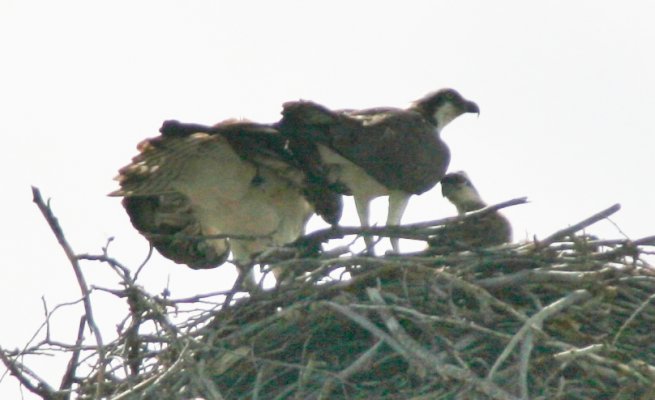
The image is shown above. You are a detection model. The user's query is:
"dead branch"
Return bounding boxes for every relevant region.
[59,316,86,394]
[531,203,621,250]
[32,187,106,398]
[0,346,61,400]
[4,194,654,399]
[486,289,592,380]
[301,197,529,245]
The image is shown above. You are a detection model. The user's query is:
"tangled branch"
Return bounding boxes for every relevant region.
[2,189,655,399]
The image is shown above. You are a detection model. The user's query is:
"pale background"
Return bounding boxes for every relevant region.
[1,1,654,398]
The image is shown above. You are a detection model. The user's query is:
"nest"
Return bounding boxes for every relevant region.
[2,190,655,400]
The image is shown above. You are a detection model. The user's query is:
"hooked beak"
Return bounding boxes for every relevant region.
[465,101,480,116]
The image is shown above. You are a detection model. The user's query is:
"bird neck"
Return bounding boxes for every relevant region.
[433,103,460,132]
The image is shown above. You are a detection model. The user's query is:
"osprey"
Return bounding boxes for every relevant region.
[110,120,342,284]
[429,171,512,251]
[278,89,479,252]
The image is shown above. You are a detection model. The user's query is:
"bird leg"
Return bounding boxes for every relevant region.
[354,195,375,255]
[234,262,261,294]
[387,190,411,253]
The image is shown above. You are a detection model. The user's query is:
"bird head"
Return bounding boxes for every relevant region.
[411,89,479,131]
[441,171,485,213]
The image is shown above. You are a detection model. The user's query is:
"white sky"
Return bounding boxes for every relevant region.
[1,1,654,398]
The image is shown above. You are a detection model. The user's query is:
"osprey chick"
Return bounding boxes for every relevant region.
[278,89,479,253]
[430,171,512,251]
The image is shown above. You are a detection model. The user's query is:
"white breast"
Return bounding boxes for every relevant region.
[173,136,313,262]
[317,144,389,200]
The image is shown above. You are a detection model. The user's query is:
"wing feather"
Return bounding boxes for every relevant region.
[112,120,342,269]
[279,101,449,195]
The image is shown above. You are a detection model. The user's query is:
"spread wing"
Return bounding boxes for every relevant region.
[279,102,450,195]
[157,120,343,225]
[111,120,341,269]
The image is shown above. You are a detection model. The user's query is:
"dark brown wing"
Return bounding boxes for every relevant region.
[160,120,295,170]
[279,101,449,195]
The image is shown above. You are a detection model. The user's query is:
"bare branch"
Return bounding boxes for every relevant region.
[0,346,60,399]
[475,268,616,290]
[371,287,521,400]
[518,322,535,399]
[487,289,592,381]
[318,340,382,399]
[32,186,106,396]
[109,342,191,400]
[612,292,655,347]
[299,197,529,245]
[404,196,529,229]
[530,203,621,250]
[7,190,654,399]
[59,316,86,394]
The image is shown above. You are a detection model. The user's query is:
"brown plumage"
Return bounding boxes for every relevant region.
[111,119,342,276]
[429,171,512,251]
[278,89,479,252]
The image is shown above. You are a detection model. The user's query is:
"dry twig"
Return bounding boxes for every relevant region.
[3,194,655,399]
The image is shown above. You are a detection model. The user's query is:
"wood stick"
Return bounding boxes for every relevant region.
[32,186,106,397]
[532,203,621,251]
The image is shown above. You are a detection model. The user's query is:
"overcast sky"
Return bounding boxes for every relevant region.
[2,1,654,398]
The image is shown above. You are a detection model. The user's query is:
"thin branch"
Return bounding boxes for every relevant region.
[41,296,51,342]
[545,235,655,250]
[301,197,529,244]
[162,290,236,305]
[32,186,106,396]
[404,197,529,229]
[553,344,605,362]
[612,292,655,347]
[77,254,132,283]
[191,367,226,400]
[134,245,154,281]
[364,289,521,400]
[486,289,592,381]
[110,341,191,400]
[531,203,621,250]
[322,301,414,361]
[11,188,655,398]
[19,297,85,357]
[633,235,655,247]
[318,340,382,399]
[432,269,529,322]
[518,323,535,400]
[326,298,520,400]
[475,267,616,290]
[0,346,60,399]
[59,316,86,394]
[366,287,438,369]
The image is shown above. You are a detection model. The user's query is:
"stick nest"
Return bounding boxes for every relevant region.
[3,191,655,400]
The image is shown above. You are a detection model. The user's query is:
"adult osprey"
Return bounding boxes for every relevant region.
[278,89,479,252]
[110,120,341,282]
[429,171,512,251]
